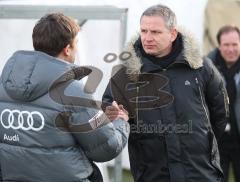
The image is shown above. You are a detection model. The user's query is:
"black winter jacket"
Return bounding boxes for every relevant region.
[102,29,228,182]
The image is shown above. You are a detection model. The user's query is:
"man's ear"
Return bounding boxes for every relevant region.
[63,44,71,56]
[170,28,178,42]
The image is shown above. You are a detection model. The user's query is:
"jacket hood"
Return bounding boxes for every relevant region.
[1,50,72,101]
[124,27,203,81]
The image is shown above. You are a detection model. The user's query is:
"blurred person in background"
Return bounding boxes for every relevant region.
[207,25,240,182]
[0,13,129,182]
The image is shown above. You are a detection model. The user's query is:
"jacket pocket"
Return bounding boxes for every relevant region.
[208,131,224,177]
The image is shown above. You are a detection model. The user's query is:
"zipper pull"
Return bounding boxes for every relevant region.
[195,77,199,84]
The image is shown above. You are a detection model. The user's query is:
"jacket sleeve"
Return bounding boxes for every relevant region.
[202,57,229,139]
[69,106,129,162]
[101,67,134,118]
[101,82,114,111]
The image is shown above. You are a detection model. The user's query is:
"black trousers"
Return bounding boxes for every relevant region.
[88,162,103,182]
[218,133,240,182]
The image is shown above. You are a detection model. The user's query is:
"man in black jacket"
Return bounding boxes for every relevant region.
[102,4,229,182]
[207,25,240,182]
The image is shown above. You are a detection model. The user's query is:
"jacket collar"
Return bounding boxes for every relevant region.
[123,27,203,81]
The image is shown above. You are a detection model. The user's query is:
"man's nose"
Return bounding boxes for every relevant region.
[145,32,153,41]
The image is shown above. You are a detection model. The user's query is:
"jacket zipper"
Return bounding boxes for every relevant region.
[136,86,139,126]
[195,77,210,123]
[222,88,230,118]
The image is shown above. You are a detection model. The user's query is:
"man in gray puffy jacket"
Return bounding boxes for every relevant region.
[0,13,129,182]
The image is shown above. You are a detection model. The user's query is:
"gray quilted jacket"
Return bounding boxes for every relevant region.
[0,50,129,182]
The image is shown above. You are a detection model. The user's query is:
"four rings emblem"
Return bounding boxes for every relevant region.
[0,109,45,131]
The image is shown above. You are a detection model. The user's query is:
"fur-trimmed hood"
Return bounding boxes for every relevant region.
[124,27,203,81]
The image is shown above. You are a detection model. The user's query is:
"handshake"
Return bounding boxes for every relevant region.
[105,101,129,122]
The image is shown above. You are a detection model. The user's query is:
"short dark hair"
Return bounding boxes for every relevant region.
[141,4,177,30]
[216,25,240,45]
[32,13,80,57]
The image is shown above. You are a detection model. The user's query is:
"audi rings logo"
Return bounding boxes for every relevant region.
[0,109,45,131]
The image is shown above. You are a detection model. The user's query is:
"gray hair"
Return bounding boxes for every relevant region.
[141,4,177,30]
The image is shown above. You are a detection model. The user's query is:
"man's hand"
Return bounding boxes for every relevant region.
[105,101,129,122]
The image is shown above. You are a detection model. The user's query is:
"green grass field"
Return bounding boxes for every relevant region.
[228,165,235,182]
[108,167,133,182]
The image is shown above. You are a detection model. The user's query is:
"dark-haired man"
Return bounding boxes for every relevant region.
[208,25,240,182]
